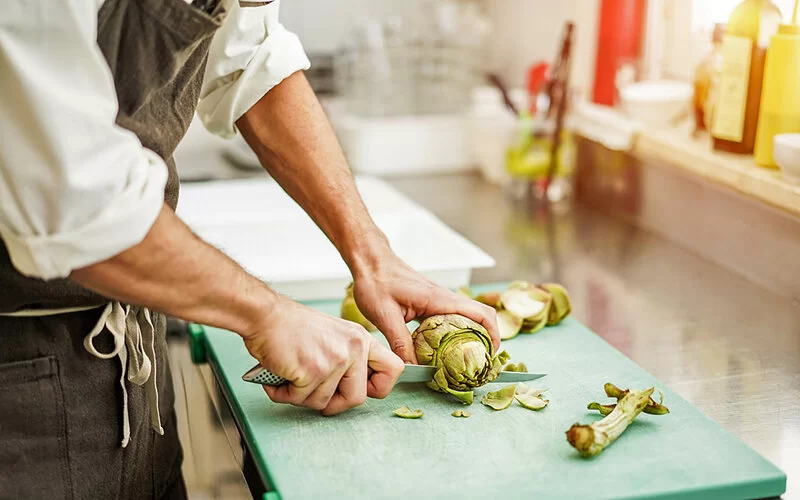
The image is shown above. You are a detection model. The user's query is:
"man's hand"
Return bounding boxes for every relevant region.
[241,294,405,415]
[352,252,500,364]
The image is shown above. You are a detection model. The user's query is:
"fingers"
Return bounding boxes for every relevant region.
[263,323,375,415]
[365,337,404,399]
[371,303,418,363]
[322,351,368,416]
[303,361,350,411]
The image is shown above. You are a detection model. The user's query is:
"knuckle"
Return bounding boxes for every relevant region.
[480,303,497,318]
[351,392,367,406]
[391,356,405,375]
[371,385,391,399]
[330,347,349,366]
[390,338,409,353]
[306,398,328,411]
[307,361,328,380]
[347,331,368,353]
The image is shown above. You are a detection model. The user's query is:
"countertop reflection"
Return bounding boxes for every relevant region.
[390,173,799,498]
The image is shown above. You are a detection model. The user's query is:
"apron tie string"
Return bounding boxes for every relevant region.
[83,302,164,447]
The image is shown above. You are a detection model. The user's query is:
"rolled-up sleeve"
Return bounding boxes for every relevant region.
[197,0,311,138]
[0,1,168,280]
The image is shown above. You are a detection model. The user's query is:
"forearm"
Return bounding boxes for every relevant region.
[236,71,389,276]
[70,204,273,336]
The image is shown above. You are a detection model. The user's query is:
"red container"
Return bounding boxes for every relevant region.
[592,0,646,106]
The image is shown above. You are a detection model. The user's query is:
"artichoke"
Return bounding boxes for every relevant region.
[412,314,509,404]
[340,283,378,332]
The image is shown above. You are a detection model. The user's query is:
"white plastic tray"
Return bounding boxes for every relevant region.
[176,177,495,300]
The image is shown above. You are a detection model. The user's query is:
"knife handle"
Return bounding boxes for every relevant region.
[242,364,289,386]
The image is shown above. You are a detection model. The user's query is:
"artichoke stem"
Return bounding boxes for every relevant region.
[567,387,655,457]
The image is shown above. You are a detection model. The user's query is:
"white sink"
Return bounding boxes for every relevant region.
[176,177,495,300]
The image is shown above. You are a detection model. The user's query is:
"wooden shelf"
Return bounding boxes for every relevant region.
[635,124,800,217]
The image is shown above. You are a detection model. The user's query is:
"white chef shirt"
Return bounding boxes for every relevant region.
[0,0,310,280]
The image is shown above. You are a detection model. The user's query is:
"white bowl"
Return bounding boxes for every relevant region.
[773,134,800,184]
[619,80,693,127]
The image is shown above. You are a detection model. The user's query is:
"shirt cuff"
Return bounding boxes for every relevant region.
[2,150,168,280]
[197,23,311,138]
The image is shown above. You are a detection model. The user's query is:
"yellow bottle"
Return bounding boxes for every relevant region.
[711,0,783,155]
[754,0,800,167]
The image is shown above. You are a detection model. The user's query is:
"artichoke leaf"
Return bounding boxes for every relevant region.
[507,281,531,290]
[537,283,572,325]
[474,292,502,308]
[451,409,472,418]
[497,310,524,340]
[515,383,549,410]
[501,287,552,334]
[481,384,517,410]
[393,406,423,419]
[445,387,475,405]
[428,367,449,392]
[504,362,528,373]
[587,402,615,416]
[500,288,547,319]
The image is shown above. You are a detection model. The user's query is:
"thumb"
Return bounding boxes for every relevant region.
[371,303,418,364]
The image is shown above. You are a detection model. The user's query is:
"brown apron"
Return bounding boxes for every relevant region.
[0,0,227,498]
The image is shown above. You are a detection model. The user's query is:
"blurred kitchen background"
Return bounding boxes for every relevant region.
[171,0,800,498]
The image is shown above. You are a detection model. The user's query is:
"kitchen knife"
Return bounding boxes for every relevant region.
[242,363,546,386]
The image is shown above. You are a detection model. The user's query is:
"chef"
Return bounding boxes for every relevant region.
[0,0,498,498]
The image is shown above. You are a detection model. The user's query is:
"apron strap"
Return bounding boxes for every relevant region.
[86,302,164,447]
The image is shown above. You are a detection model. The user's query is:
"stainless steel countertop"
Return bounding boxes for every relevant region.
[389,173,799,498]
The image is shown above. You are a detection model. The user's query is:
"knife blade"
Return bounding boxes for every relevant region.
[242,363,546,386]
[397,364,546,383]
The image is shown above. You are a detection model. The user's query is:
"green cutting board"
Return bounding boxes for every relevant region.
[191,283,786,500]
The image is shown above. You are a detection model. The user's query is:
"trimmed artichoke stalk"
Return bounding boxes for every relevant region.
[393,406,423,419]
[481,384,517,410]
[340,283,378,332]
[497,310,524,340]
[413,314,509,405]
[590,383,670,416]
[566,387,655,457]
[503,362,528,373]
[537,283,572,326]
[515,383,548,410]
[451,409,472,418]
